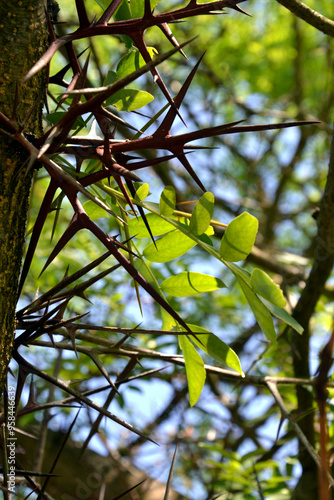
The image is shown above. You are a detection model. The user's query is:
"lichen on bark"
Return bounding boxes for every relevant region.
[0,0,48,392]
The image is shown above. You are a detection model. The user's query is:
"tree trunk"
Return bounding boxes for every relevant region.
[0,1,48,391]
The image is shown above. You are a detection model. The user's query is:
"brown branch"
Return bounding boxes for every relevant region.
[266,382,321,470]
[276,0,334,37]
[28,337,334,388]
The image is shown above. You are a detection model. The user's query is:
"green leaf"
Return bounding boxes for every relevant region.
[179,335,206,406]
[115,0,132,19]
[251,268,287,307]
[106,89,154,111]
[143,230,197,262]
[128,213,175,238]
[134,183,150,202]
[161,272,226,297]
[116,48,157,80]
[130,0,160,18]
[237,277,277,344]
[133,258,156,287]
[197,233,213,246]
[103,70,116,86]
[189,192,215,236]
[159,186,176,216]
[46,112,85,129]
[187,325,243,375]
[93,0,110,10]
[174,220,214,237]
[161,307,179,331]
[85,159,100,173]
[260,298,304,335]
[219,212,259,262]
[83,200,108,219]
[114,0,133,47]
[140,201,159,212]
[116,50,144,80]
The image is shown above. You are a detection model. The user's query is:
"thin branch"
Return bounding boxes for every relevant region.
[28,337,334,388]
[266,381,320,468]
[276,0,334,38]
[266,381,334,489]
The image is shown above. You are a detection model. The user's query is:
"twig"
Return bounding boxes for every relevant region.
[28,337,334,388]
[266,382,319,464]
[276,0,334,38]
[266,381,334,487]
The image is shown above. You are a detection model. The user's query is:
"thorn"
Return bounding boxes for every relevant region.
[97,0,123,25]
[154,53,205,138]
[75,0,91,28]
[25,154,38,177]
[49,48,89,87]
[44,1,57,42]
[227,1,251,16]
[159,23,188,60]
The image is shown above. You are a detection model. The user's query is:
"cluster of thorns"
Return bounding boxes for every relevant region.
[1,0,316,336]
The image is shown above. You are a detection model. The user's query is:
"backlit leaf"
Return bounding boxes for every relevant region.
[83,200,108,219]
[189,192,215,236]
[174,220,214,237]
[161,272,225,297]
[130,0,161,18]
[93,0,110,10]
[128,213,175,238]
[159,186,176,216]
[260,298,303,335]
[114,0,133,47]
[116,48,157,80]
[161,307,179,331]
[251,268,286,307]
[115,0,131,19]
[143,230,197,262]
[220,212,258,262]
[106,89,153,111]
[179,335,206,406]
[237,277,277,344]
[187,325,242,375]
[134,183,150,202]
[133,258,155,287]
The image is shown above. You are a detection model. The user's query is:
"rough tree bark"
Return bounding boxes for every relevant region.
[0,1,48,391]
